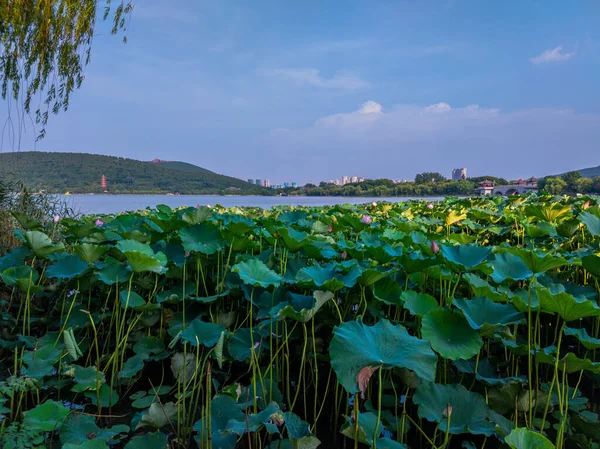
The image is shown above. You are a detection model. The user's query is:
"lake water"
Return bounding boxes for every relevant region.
[60,194,444,215]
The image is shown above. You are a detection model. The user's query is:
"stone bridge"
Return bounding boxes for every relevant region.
[479,185,538,195]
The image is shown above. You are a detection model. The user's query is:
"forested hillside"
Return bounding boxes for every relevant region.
[0,152,264,194]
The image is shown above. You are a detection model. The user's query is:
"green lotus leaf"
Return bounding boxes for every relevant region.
[12,212,43,230]
[453,297,525,331]
[440,244,492,270]
[63,441,109,449]
[134,336,165,356]
[60,413,129,444]
[564,326,600,349]
[182,206,212,225]
[505,428,555,449]
[295,265,346,292]
[535,283,600,321]
[505,248,569,274]
[454,359,526,386]
[358,268,391,286]
[421,309,483,360]
[372,277,403,306]
[228,327,264,362]
[491,253,533,283]
[225,401,281,435]
[340,411,383,446]
[401,291,439,316]
[124,250,167,274]
[118,354,145,379]
[120,290,146,309]
[132,395,157,409]
[96,257,131,284]
[462,273,509,302]
[580,211,600,236]
[74,243,108,263]
[581,254,600,277]
[179,223,224,255]
[46,253,89,279]
[272,290,334,322]
[414,382,496,436]
[267,437,322,449]
[181,318,225,347]
[85,383,120,407]
[1,265,39,288]
[156,281,196,303]
[72,364,106,390]
[23,400,70,432]
[329,318,437,394]
[24,230,65,258]
[537,350,600,374]
[283,412,311,439]
[194,395,244,449]
[124,432,168,449]
[233,259,282,288]
[373,438,407,449]
[278,227,309,251]
[136,402,178,430]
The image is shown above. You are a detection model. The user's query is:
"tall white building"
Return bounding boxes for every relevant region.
[342,176,350,185]
[452,168,467,181]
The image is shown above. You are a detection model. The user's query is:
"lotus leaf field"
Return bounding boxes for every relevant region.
[1,195,600,449]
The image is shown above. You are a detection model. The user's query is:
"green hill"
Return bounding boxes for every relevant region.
[554,164,600,179]
[0,152,264,195]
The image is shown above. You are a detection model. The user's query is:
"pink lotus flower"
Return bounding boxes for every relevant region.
[341,250,347,259]
[583,201,590,210]
[372,201,377,207]
[53,215,60,223]
[427,204,434,210]
[95,219,104,227]
[361,215,372,224]
[443,405,452,418]
[431,241,439,254]
[185,251,191,257]
[327,225,333,232]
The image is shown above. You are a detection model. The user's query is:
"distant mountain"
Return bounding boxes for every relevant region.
[572,165,600,179]
[0,152,264,194]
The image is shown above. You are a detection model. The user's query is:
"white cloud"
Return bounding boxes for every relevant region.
[530,46,575,64]
[264,68,370,90]
[265,101,599,181]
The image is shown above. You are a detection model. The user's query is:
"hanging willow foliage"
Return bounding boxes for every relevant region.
[0,0,132,141]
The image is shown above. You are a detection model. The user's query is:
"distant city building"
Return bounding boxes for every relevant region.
[247,178,254,184]
[283,182,290,188]
[334,179,340,185]
[291,182,297,188]
[452,168,467,181]
[263,179,271,188]
[342,176,350,185]
[255,179,262,185]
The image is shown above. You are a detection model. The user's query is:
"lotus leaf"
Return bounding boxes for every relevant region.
[179,223,224,254]
[181,318,225,347]
[421,309,483,360]
[23,400,70,432]
[329,318,437,394]
[401,290,439,316]
[233,259,282,288]
[453,297,525,331]
[413,382,496,436]
[505,428,555,449]
[440,244,492,270]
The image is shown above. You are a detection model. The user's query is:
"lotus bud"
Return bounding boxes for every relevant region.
[341,250,347,259]
[583,201,590,209]
[95,219,104,227]
[427,203,434,210]
[327,225,333,232]
[361,215,372,224]
[185,251,191,258]
[443,405,452,418]
[372,201,377,207]
[253,342,260,350]
[431,241,439,254]
[53,215,60,223]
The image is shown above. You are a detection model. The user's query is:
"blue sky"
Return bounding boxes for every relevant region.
[2,0,600,184]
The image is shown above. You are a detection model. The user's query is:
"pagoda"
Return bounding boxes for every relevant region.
[101,175,108,193]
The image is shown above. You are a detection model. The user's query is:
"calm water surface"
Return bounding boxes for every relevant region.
[60,195,444,215]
